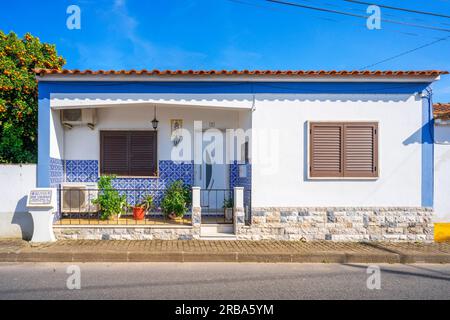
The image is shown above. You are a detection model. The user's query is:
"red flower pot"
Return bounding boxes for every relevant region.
[133,207,145,220]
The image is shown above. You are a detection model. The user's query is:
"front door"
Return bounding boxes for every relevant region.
[195,129,230,222]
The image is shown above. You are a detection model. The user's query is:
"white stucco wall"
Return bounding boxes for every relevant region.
[251,93,424,207]
[49,92,426,208]
[434,124,450,222]
[0,164,36,239]
[50,108,64,159]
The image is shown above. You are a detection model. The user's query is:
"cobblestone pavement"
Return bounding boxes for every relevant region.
[0,239,449,263]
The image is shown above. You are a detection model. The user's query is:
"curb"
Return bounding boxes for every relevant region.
[1,250,449,263]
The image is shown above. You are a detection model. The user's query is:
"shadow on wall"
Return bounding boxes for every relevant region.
[10,196,33,240]
[403,121,433,145]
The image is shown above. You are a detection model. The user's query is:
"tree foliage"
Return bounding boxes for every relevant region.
[0,31,65,163]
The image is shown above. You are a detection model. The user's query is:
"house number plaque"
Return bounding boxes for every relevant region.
[27,189,54,207]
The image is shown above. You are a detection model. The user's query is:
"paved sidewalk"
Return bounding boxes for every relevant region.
[0,239,449,263]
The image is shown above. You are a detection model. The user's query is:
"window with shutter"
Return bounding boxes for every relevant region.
[309,122,378,178]
[100,131,157,177]
[343,123,378,178]
[309,123,343,177]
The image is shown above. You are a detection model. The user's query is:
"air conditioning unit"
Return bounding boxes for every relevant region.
[61,182,98,213]
[61,108,97,129]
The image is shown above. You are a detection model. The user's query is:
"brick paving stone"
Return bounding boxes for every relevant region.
[0,239,449,263]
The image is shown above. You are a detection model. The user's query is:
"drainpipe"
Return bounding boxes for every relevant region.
[421,87,434,208]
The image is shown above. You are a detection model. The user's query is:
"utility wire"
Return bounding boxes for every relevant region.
[360,35,450,69]
[344,0,450,19]
[226,0,442,38]
[265,0,450,33]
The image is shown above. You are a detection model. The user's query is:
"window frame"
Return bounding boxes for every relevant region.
[307,121,379,180]
[99,130,158,178]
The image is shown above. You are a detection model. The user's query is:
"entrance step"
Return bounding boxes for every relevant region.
[200,233,237,240]
[200,224,235,240]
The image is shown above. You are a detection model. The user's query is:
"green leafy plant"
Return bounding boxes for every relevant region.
[133,194,153,212]
[160,180,191,218]
[222,198,233,209]
[92,175,128,220]
[0,31,65,163]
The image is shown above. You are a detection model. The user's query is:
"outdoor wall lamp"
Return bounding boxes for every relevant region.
[151,106,159,130]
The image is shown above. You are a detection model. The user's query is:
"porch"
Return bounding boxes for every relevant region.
[52,186,249,240]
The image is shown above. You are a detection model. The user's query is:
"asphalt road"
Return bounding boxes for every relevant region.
[0,263,449,300]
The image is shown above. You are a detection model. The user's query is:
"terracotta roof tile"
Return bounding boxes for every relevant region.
[33,68,448,77]
[434,103,450,120]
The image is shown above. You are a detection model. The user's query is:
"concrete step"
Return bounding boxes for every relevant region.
[200,233,237,241]
[201,224,234,236]
[200,224,235,240]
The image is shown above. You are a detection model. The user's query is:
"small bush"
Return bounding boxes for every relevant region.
[92,175,128,220]
[161,180,191,218]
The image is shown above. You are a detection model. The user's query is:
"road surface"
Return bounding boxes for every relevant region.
[0,263,449,299]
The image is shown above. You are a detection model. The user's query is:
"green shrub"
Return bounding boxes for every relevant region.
[92,175,128,220]
[160,180,191,218]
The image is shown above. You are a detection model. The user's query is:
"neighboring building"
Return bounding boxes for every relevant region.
[434,103,450,224]
[31,68,447,241]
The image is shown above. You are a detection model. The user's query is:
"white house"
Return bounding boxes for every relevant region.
[434,103,450,240]
[31,68,448,241]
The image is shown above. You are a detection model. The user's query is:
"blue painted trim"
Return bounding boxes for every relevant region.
[37,84,51,187]
[421,92,434,207]
[39,81,430,94]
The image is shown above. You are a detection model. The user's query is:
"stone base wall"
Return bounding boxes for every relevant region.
[54,226,195,240]
[237,207,434,242]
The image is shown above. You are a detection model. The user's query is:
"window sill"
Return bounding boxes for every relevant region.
[100,175,160,179]
[307,176,379,181]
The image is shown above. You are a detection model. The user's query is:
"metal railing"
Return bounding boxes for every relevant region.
[54,188,191,226]
[200,189,234,224]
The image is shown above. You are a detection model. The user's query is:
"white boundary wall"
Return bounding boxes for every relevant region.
[434,125,450,222]
[0,164,36,239]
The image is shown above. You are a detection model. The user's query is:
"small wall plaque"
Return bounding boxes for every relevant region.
[27,188,55,208]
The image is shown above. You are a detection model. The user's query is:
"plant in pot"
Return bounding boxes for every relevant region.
[132,195,153,221]
[92,175,128,221]
[160,180,190,220]
[222,198,234,222]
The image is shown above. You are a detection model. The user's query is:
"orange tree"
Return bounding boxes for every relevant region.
[0,31,65,163]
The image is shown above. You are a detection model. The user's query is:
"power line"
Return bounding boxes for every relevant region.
[344,0,450,19]
[227,0,450,39]
[299,0,450,27]
[360,35,450,69]
[265,0,450,33]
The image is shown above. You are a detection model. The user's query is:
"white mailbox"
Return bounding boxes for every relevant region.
[27,188,57,243]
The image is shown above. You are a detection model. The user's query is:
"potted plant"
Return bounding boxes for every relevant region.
[161,180,190,220]
[92,175,128,220]
[223,198,233,222]
[132,195,153,221]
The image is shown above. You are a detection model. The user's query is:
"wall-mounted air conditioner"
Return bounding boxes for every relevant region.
[61,108,97,129]
[61,182,98,213]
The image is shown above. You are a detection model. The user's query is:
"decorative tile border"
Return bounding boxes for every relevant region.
[66,160,98,183]
[230,161,252,208]
[49,158,64,188]
[49,157,64,221]
[64,160,194,206]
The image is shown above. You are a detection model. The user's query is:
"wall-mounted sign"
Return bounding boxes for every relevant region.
[27,188,56,208]
[171,119,183,146]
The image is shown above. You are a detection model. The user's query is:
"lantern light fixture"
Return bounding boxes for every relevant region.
[151,106,159,130]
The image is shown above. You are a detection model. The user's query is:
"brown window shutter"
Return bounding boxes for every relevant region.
[343,123,378,178]
[101,131,157,177]
[129,131,157,176]
[309,123,343,177]
[100,131,129,176]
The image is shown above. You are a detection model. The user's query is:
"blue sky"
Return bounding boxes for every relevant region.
[1,0,449,101]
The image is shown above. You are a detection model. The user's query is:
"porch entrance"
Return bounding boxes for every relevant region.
[195,129,233,224]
